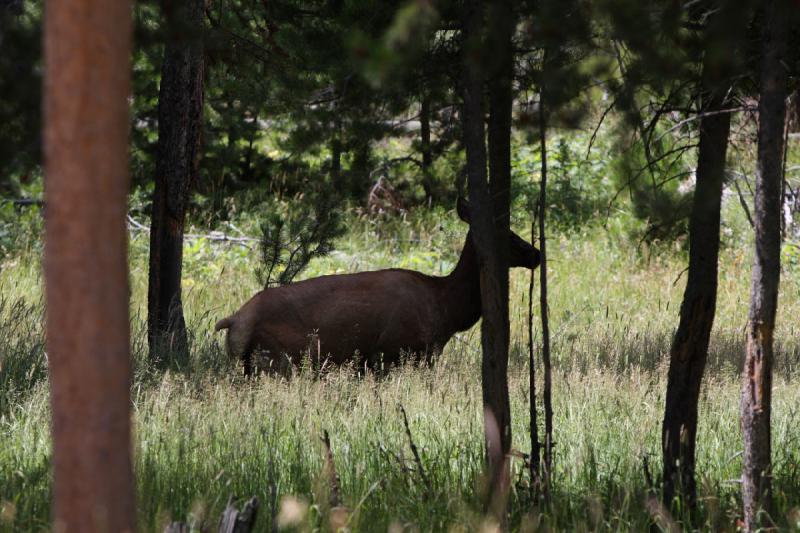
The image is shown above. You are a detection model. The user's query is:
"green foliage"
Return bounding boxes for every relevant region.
[0,1,42,186]
[355,0,440,87]
[0,202,41,260]
[0,175,44,259]
[513,134,614,231]
[781,242,800,269]
[0,0,784,249]
[129,0,163,191]
[256,191,345,287]
[0,296,44,417]
[608,121,694,244]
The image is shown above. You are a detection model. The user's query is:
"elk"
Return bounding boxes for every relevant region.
[215,199,540,375]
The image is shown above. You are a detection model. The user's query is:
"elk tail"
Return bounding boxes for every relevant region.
[215,316,234,332]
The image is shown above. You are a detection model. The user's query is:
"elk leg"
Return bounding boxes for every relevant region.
[242,349,253,377]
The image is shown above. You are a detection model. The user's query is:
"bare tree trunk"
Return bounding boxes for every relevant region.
[330,111,343,190]
[350,141,372,196]
[660,70,732,506]
[485,0,515,504]
[741,0,789,528]
[528,232,540,488]
[461,0,514,519]
[420,91,434,202]
[330,136,342,189]
[537,74,554,488]
[43,0,136,530]
[148,0,205,362]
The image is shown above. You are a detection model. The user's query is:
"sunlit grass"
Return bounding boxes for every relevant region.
[1,205,800,531]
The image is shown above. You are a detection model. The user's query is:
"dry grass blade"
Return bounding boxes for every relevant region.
[321,429,342,508]
[399,404,432,496]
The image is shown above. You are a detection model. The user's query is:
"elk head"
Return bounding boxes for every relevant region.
[456,197,540,269]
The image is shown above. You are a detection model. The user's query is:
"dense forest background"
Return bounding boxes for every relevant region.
[3,0,796,250]
[2,0,800,531]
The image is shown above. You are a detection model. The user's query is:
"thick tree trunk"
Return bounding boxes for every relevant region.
[485,0,514,477]
[43,0,136,530]
[148,0,205,361]
[741,0,789,528]
[658,2,751,505]
[660,79,732,505]
[461,0,514,519]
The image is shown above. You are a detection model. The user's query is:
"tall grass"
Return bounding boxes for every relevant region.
[1,207,799,531]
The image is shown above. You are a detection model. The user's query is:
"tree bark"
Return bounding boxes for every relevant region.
[461,0,514,519]
[354,142,374,194]
[43,0,136,530]
[331,134,343,190]
[660,63,732,505]
[148,0,205,362]
[485,0,515,496]
[420,91,433,202]
[537,63,554,489]
[528,215,540,490]
[741,0,789,528]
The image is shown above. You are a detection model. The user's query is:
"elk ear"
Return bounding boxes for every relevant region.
[456,197,471,223]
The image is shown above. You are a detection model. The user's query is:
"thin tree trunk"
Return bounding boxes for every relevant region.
[350,141,371,196]
[330,96,344,191]
[420,91,433,202]
[528,211,540,491]
[331,136,342,189]
[537,76,554,487]
[741,0,789,528]
[43,0,136,530]
[788,88,799,133]
[660,70,732,506]
[780,103,790,239]
[148,0,205,362]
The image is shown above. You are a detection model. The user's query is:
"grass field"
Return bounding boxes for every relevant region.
[1,205,800,532]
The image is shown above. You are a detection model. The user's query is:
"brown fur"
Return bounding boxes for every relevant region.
[216,206,540,375]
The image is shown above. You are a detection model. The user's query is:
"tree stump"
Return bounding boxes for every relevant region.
[218,497,260,533]
[163,497,260,533]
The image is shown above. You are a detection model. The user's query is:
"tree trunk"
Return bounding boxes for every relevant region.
[331,136,343,189]
[537,65,554,489]
[148,0,205,362]
[741,0,789,528]
[788,88,799,134]
[420,92,433,202]
[43,0,136,530]
[485,0,515,483]
[350,141,372,197]
[461,0,514,519]
[660,67,732,506]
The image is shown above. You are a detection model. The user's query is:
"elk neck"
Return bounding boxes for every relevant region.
[438,231,482,334]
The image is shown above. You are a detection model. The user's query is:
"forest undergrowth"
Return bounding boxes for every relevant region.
[1,205,800,532]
